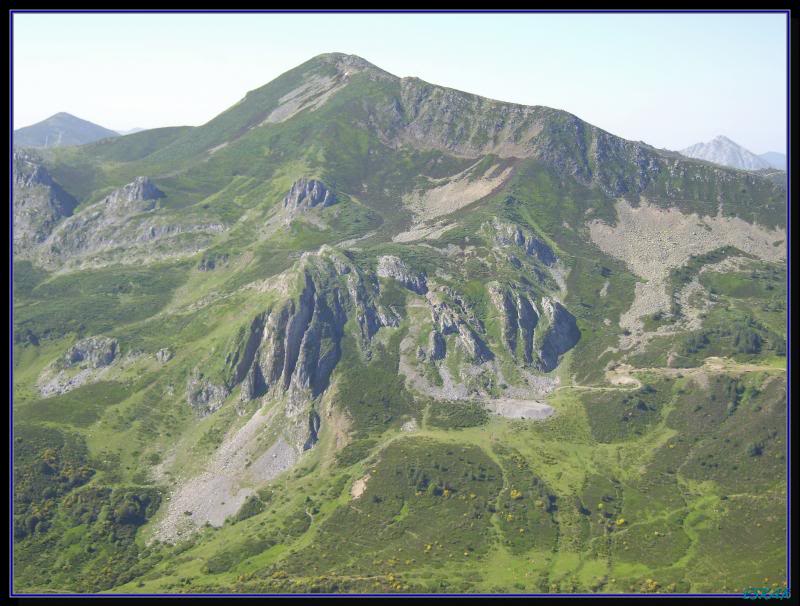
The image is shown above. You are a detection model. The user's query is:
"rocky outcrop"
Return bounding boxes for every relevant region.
[223,248,397,411]
[37,336,129,397]
[283,178,336,215]
[12,151,77,255]
[63,336,119,369]
[102,176,164,216]
[426,287,492,363]
[486,219,556,266]
[156,348,174,364]
[29,175,224,269]
[489,284,540,364]
[198,253,229,271]
[186,370,229,417]
[226,313,268,388]
[535,297,581,372]
[428,330,446,361]
[488,284,579,372]
[377,255,428,294]
[187,248,400,456]
[303,410,321,451]
[518,296,539,364]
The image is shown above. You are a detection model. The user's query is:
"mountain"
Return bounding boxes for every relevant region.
[118,127,147,136]
[13,112,120,148]
[679,135,772,170]
[759,151,787,170]
[12,53,787,595]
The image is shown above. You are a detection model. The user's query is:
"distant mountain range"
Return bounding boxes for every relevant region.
[13,113,120,148]
[679,135,786,171]
[758,150,787,170]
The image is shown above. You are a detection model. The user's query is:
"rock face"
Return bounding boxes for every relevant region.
[33,176,223,268]
[12,151,77,255]
[487,284,580,372]
[156,348,174,364]
[186,370,229,417]
[535,298,581,372]
[377,255,428,294]
[231,250,396,404]
[283,178,336,214]
[489,284,539,364]
[203,247,399,446]
[63,336,119,369]
[428,330,446,361]
[102,176,164,215]
[37,335,123,398]
[426,287,492,363]
[486,219,556,266]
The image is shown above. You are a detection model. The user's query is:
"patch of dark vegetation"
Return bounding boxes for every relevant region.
[582,381,671,443]
[13,425,94,540]
[673,312,785,364]
[427,400,489,429]
[674,375,786,491]
[14,479,161,592]
[233,495,266,523]
[493,445,559,554]
[14,262,190,343]
[277,438,501,577]
[335,438,378,467]
[333,330,418,437]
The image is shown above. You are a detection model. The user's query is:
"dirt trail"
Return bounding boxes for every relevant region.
[602,357,784,389]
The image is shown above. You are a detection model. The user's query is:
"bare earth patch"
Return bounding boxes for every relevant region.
[485,398,554,420]
[261,74,347,125]
[392,221,457,243]
[351,474,370,500]
[605,364,643,388]
[402,160,514,223]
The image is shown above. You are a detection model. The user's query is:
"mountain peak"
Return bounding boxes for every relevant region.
[680,135,770,170]
[309,51,397,79]
[14,112,120,149]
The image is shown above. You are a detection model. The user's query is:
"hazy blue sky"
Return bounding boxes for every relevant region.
[12,12,788,153]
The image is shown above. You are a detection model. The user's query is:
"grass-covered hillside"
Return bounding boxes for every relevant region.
[12,53,787,595]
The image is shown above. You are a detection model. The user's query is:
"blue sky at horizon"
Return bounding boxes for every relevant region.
[12,12,788,153]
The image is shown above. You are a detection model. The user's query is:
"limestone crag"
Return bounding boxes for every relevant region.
[206,248,399,448]
[426,287,492,363]
[283,178,336,216]
[63,336,119,369]
[186,370,230,417]
[30,176,224,268]
[12,151,77,254]
[535,297,581,372]
[377,255,428,294]
[486,219,557,266]
[488,283,540,364]
[102,176,165,215]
